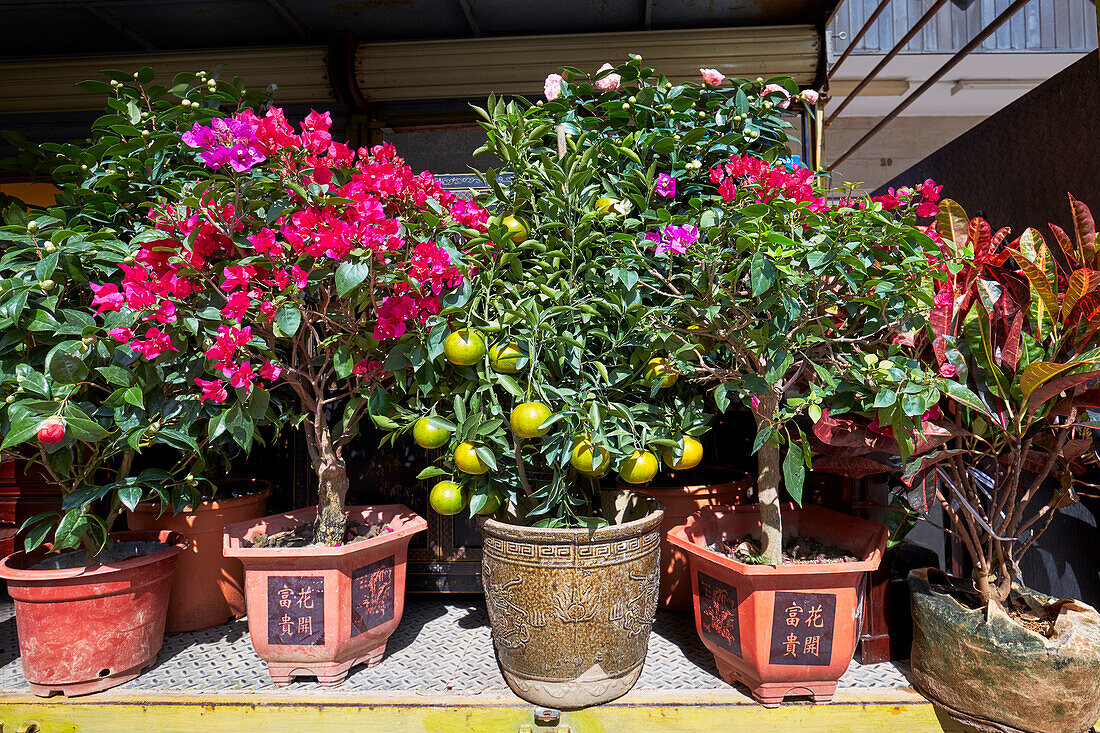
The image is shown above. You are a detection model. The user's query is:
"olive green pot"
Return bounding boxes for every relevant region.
[909,567,1100,733]
[479,494,663,709]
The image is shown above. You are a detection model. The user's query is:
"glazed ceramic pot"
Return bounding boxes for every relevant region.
[0,529,188,697]
[223,504,426,686]
[127,479,272,632]
[480,493,663,709]
[668,503,886,707]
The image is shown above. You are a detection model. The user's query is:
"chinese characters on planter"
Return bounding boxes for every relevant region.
[351,555,395,637]
[268,576,324,645]
[768,591,836,666]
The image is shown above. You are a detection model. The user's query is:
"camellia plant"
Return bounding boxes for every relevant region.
[98,98,480,545]
[378,57,815,526]
[0,68,283,557]
[631,163,942,563]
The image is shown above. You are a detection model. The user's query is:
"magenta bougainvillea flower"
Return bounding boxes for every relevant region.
[654,173,677,198]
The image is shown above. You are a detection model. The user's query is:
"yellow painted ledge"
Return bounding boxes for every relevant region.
[0,687,976,733]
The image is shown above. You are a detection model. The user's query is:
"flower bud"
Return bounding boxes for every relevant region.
[27,221,38,232]
[37,417,66,445]
[44,243,57,253]
[40,280,55,291]
[4,396,13,404]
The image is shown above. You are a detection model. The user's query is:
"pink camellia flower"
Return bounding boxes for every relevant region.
[654,173,677,198]
[762,83,791,109]
[799,89,820,106]
[90,283,125,313]
[195,378,228,404]
[594,63,621,92]
[544,73,564,101]
[37,417,66,445]
[109,326,134,343]
[700,68,726,87]
[939,362,958,378]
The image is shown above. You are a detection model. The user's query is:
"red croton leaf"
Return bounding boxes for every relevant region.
[811,455,895,478]
[1070,193,1096,267]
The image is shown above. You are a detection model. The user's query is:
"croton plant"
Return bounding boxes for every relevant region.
[896,196,1100,607]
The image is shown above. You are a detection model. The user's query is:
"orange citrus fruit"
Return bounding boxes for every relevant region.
[510,402,553,439]
[489,342,523,373]
[619,449,659,484]
[444,329,485,366]
[454,442,490,475]
[413,417,452,449]
[502,215,529,244]
[570,439,610,477]
[645,357,678,388]
[661,436,703,470]
[429,480,467,516]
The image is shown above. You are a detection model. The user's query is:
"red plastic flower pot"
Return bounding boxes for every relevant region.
[623,468,752,610]
[127,480,272,633]
[223,504,427,686]
[667,503,887,707]
[0,529,188,697]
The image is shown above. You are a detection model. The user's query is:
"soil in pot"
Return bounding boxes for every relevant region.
[31,541,167,570]
[909,567,1100,733]
[0,530,187,697]
[709,534,857,565]
[247,519,390,548]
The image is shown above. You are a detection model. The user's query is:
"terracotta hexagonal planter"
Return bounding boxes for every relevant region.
[624,468,752,610]
[223,504,426,686]
[0,529,188,697]
[127,479,272,633]
[667,503,886,707]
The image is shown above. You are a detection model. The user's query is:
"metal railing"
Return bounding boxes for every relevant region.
[829,0,1097,55]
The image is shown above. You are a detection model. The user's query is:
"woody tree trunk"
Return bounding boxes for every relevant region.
[753,390,784,565]
[307,407,350,547]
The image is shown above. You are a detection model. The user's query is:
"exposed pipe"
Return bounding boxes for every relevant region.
[825,0,950,126]
[827,0,1033,171]
[828,0,893,80]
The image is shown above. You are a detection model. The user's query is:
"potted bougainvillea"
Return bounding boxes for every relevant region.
[651,160,942,704]
[75,70,485,685]
[374,56,821,708]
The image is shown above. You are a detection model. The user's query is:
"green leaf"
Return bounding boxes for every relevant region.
[63,416,107,443]
[53,508,88,550]
[938,379,992,416]
[750,251,776,296]
[335,261,371,297]
[782,440,806,505]
[123,385,144,408]
[118,483,143,511]
[417,467,447,480]
[46,348,88,385]
[273,304,301,337]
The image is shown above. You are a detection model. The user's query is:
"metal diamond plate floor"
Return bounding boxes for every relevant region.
[0,598,911,696]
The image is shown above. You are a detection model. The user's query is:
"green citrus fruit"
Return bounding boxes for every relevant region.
[645,357,678,388]
[413,417,452,449]
[476,489,504,516]
[619,449,659,484]
[429,480,467,516]
[510,402,553,439]
[454,441,490,475]
[489,342,523,373]
[444,329,486,366]
[502,215,529,244]
[661,436,703,470]
[570,440,610,477]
